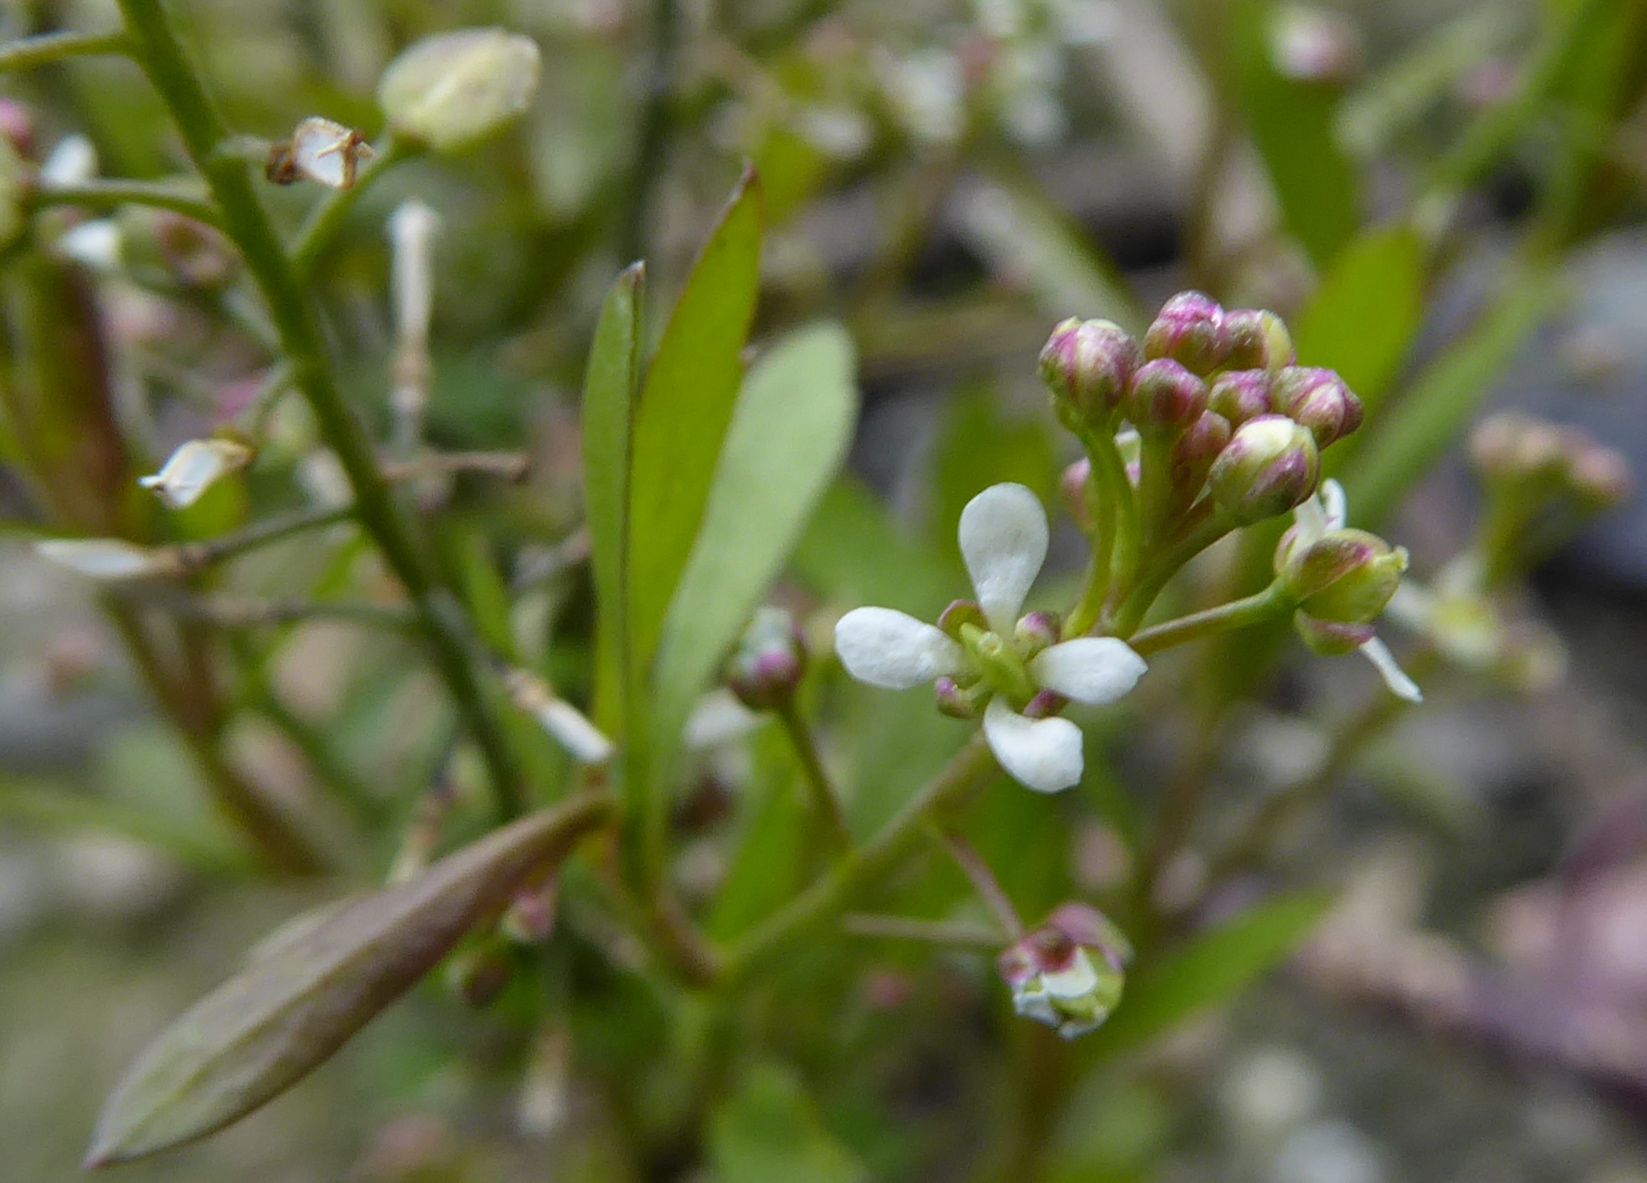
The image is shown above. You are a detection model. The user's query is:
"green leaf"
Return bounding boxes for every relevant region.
[1294,225,1427,422]
[85,794,612,1167]
[581,262,644,734]
[1232,0,1360,267]
[651,323,858,761]
[1087,890,1332,1060]
[709,1063,867,1183]
[1341,275,1562,529]
[793,478,955,618]
[627,171,764,686]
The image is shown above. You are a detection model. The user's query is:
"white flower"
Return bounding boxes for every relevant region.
[834,483,1146,793]
[39,135,97,187]
[286,117,375,189]
[377,28,541,151]
[55,219,122,270]
[1291,480,1422,704]
[138,438,254,509]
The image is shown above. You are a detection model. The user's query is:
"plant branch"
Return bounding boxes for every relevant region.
[841,914,1003,949]
[934,827,1022,937]
[116,0,524,818]
[775,700,851,855]
[0,29,128,72]
[31,178,220,225]
[1129,581,1293,656]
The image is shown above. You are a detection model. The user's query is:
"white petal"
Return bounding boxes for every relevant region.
[1292,491,1328,547]
[537,699,614,764]
[683,689,761,749]
[290,117,372,189]
[34,539,168,580]
[958,483,1048,631]
[1358,636,1423,704]
[833,606,962,689]
[1320,478,1347,530]
[138,439,253,509]
[1041,948,1101,1000]
[389,200,440,345]
[983,697,1083,793]
[1029,637,1146,705]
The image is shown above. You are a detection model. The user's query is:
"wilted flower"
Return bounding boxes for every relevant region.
[34,539,180,581]
[377,29,541,151]
[997,903,1130,1038]
[138,438,254,509]
[1283,481,1421,703]
[834,484,1147,793]
[266,118,375,189]
[503,668,613,764]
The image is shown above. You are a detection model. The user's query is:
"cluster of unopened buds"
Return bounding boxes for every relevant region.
[834,292,1419,804]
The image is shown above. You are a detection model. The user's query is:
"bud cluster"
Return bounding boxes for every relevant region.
[1469,413,1632,512]
[1041,294,1366,535]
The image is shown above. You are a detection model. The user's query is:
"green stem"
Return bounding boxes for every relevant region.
[175,504,353,570]
[722,733,997,984]
[934,827,1021,937]
[0,29,128,71]
[116,0,524,819]
[775,700,852,855]
[1128,581,1293,656]
[31,178,220,225]
[619,0,681,263]
[1109,509,1232,638]
[841,914,1003,949]
[1066,427,1136,637]
[288,134,410,279]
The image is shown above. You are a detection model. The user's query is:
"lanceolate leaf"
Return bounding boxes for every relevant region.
[581,262,645,734]
[1087,890,1332,1060]
[626,171,764,687]
[85,793,612,1167]
[650,323,858,765]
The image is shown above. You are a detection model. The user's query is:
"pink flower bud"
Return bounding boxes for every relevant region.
[1276,527,1407,624]
[1038,317,1139,425]
[1221,308,1295,371]
[1207,369,1274,428]
[0,99,35,158]
[997,905,1128,1039]
[1209,415,1321,524]
[934,676,981,719]
[1126,358,1207,437]
[1143,291,1229,375]
[1271,367,1363,448]
[1014,611,1061,655]
[1168,410,1232,495]
[726,606,808,710]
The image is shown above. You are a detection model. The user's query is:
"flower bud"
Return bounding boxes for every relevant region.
[1209,415,1320,524]
[378,28,542,151]
[267,117,375,189]
[1207,369,1274,427]
[1277,527,1407,623]
[1271,366,1363,448]
[1038,317,1138,425]
[138,437,254,510]
[934,675,980,719]
[1060,458,1094,532]
[1221,308,1295,371]
[0,100,35,158]
[726,606,808,710]
[1168,410,1231,496]
[937,598,988,640]
[1020,689,1068,719]
[1143,291,1228,376]
[997,904,1128,1040]
[1014,611,1060,656]
[1272,7,1363,85]
[1125,358,1207,437]
[1468,413,1563,483]
[1568,442,1633,511]
[1293,613,1374,656]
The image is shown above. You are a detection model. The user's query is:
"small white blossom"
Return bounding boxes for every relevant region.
[138,438,254,509]
[39,135,97,187]
[834,483,1147,793]
[377,29,541,151]
[55,219,122,270]
[1291,480,1421,703]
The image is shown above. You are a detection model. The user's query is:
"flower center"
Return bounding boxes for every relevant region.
[959,624,1037,706]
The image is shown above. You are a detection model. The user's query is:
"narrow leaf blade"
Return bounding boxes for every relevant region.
[1088,890,1333,1060]
[626,172,764,683]
[650,323,859,760]
[582,262,645,733]
[85,794,610,1166]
